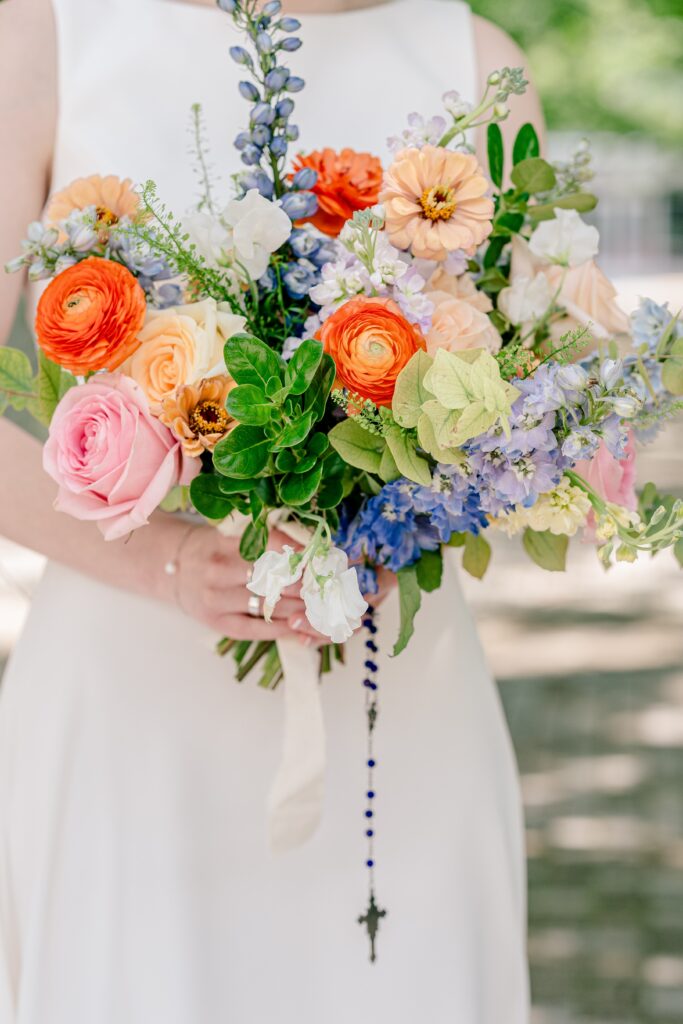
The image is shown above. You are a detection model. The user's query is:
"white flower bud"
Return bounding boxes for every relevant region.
[599,358,623,390]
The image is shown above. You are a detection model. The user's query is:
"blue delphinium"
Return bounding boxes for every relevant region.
[631,297,683,354]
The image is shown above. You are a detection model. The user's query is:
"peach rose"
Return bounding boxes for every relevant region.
[425,290,501,356]
[35,257,146,375]
[381,145,493,261]
[427,267,493,313]
[123,298,245,410]
[317,296,425,407]
[43,374,194,541]
[292,148,383,237]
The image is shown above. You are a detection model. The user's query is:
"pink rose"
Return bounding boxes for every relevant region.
[575,432,638,540]
[43,374,194,540]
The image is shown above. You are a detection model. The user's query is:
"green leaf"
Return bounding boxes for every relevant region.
[270,410,314,450]
[275,448,298,473]
[385,426,432,486]
[476,266,509,293]
[483,236,506,270]
[304,353,336,422]
[674,535,683,569]
[392,350,434,429]
[224,333,283,389]
[528,192,598,222]
[316,476,344,510]
[285,339,323,395]
[279,464,324,506]
[328,418,385,474]
[462,533,491,580]
[512,122,540,165]
[294,454,317,474]
[487,122,504,189]
[239,517,269,562]
[218,476,258,495]
[522,528,568,572]
[213,425,271,478]
[416,549,443,593]
[379,444,400,483]
[392,564,422,657]
[226,384,272,426]
[36,350,76,426]
[190,474,236,519]
[510,157,557,195]
[662,336,683,396]
[0,347,35,413]
[307,432,329,457]
[493,211,524,236]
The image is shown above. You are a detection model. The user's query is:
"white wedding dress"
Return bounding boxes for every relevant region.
[0,1,529,1020]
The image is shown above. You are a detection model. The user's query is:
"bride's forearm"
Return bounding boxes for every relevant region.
[0,417,183,603]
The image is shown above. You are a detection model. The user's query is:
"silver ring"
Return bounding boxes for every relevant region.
[247,594,262,618]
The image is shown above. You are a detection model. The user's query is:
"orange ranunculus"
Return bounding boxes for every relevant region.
[317,296,425,407]
[35,257,146,375]
[293,148,383,237]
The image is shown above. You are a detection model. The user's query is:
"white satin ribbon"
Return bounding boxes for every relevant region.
[218,513,326,851]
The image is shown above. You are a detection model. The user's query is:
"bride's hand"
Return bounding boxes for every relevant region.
[168,524,323,645]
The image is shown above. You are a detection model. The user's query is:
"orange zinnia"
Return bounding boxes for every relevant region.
[317,296,425,407]
[293,148,383,237]
[35,258,146,375]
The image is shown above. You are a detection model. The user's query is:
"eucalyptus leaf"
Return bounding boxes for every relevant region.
[512,122,540,164]
[226,384,272,425]
[510,157,557,195]
[487,122,504,189]
[392,350,433,429]
[462,532,491,580]
[190,474,236,519]
[285,338,324,395]
[392,565,422,657]
[328,418,385,474]
[224,333,283,389]
[213,425,271,478]
[529,192,598,222]
[522,528,569,572]
[385,426,432,486]
[279,463,323,506]
[416,548,443,593]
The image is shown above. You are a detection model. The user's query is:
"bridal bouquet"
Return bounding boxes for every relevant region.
[2,0,682,957]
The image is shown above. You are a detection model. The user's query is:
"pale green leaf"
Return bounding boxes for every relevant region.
[462,533,491,579]
[392,350,434,428]
[392,564,422,657]
[36,350,77,426]
[385,426,432,486]
[328,417,385,475]
[416,412,464,465]
[422,348,473,410]
[0,347,35,411]
[379,444,400,483]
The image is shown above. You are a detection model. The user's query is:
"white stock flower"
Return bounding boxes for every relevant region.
[497,272,553,326]
[247,545,305,621]
[528,208,599,268]
[495,478,592,538]
[301,547,368,644]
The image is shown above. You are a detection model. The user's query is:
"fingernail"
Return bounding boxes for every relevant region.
[291,617,304,630]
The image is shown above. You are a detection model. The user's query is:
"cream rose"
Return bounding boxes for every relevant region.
[425,290,501,355]
[123,298,246,409]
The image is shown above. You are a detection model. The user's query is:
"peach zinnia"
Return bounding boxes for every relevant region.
[159,376,236,457]
[293,148,383,237]
[35,258,146,375]
[46,174,140,229]
[381,145,493,261]
[317,296,425,407]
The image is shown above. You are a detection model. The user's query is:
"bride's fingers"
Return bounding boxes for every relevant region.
[207,613,294,642]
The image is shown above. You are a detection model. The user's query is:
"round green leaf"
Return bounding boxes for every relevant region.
[224,333,283,389]
[190,475,235,519]
[278,464,323,506]
[510,157,557,195]
[213,425,270,478]
[226,384,272,425]
[285,338,324,395]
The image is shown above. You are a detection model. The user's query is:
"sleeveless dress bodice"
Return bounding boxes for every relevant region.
[0,3,530,1021]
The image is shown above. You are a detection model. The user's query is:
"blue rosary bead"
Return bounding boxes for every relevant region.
[366,859,374,869]
[367,790,375,799]
[366,829,374,838]
[367,759,376,768]
[365,640,378,653]
[364,660,378,672]
[365,810,373,819]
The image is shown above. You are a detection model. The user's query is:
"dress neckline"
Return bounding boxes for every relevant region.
[163,0,411,18]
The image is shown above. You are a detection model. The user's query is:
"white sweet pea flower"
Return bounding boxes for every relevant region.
[247,545,306,621]
[223,189,291,280]
[182,210,233,266]
[301,547,368,644]
[528,208,599,268]
[497,272,553,325]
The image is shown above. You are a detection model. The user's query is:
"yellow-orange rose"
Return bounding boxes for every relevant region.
[425,290,501,356]
[123,298,245,409]
[317,296,425,407]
